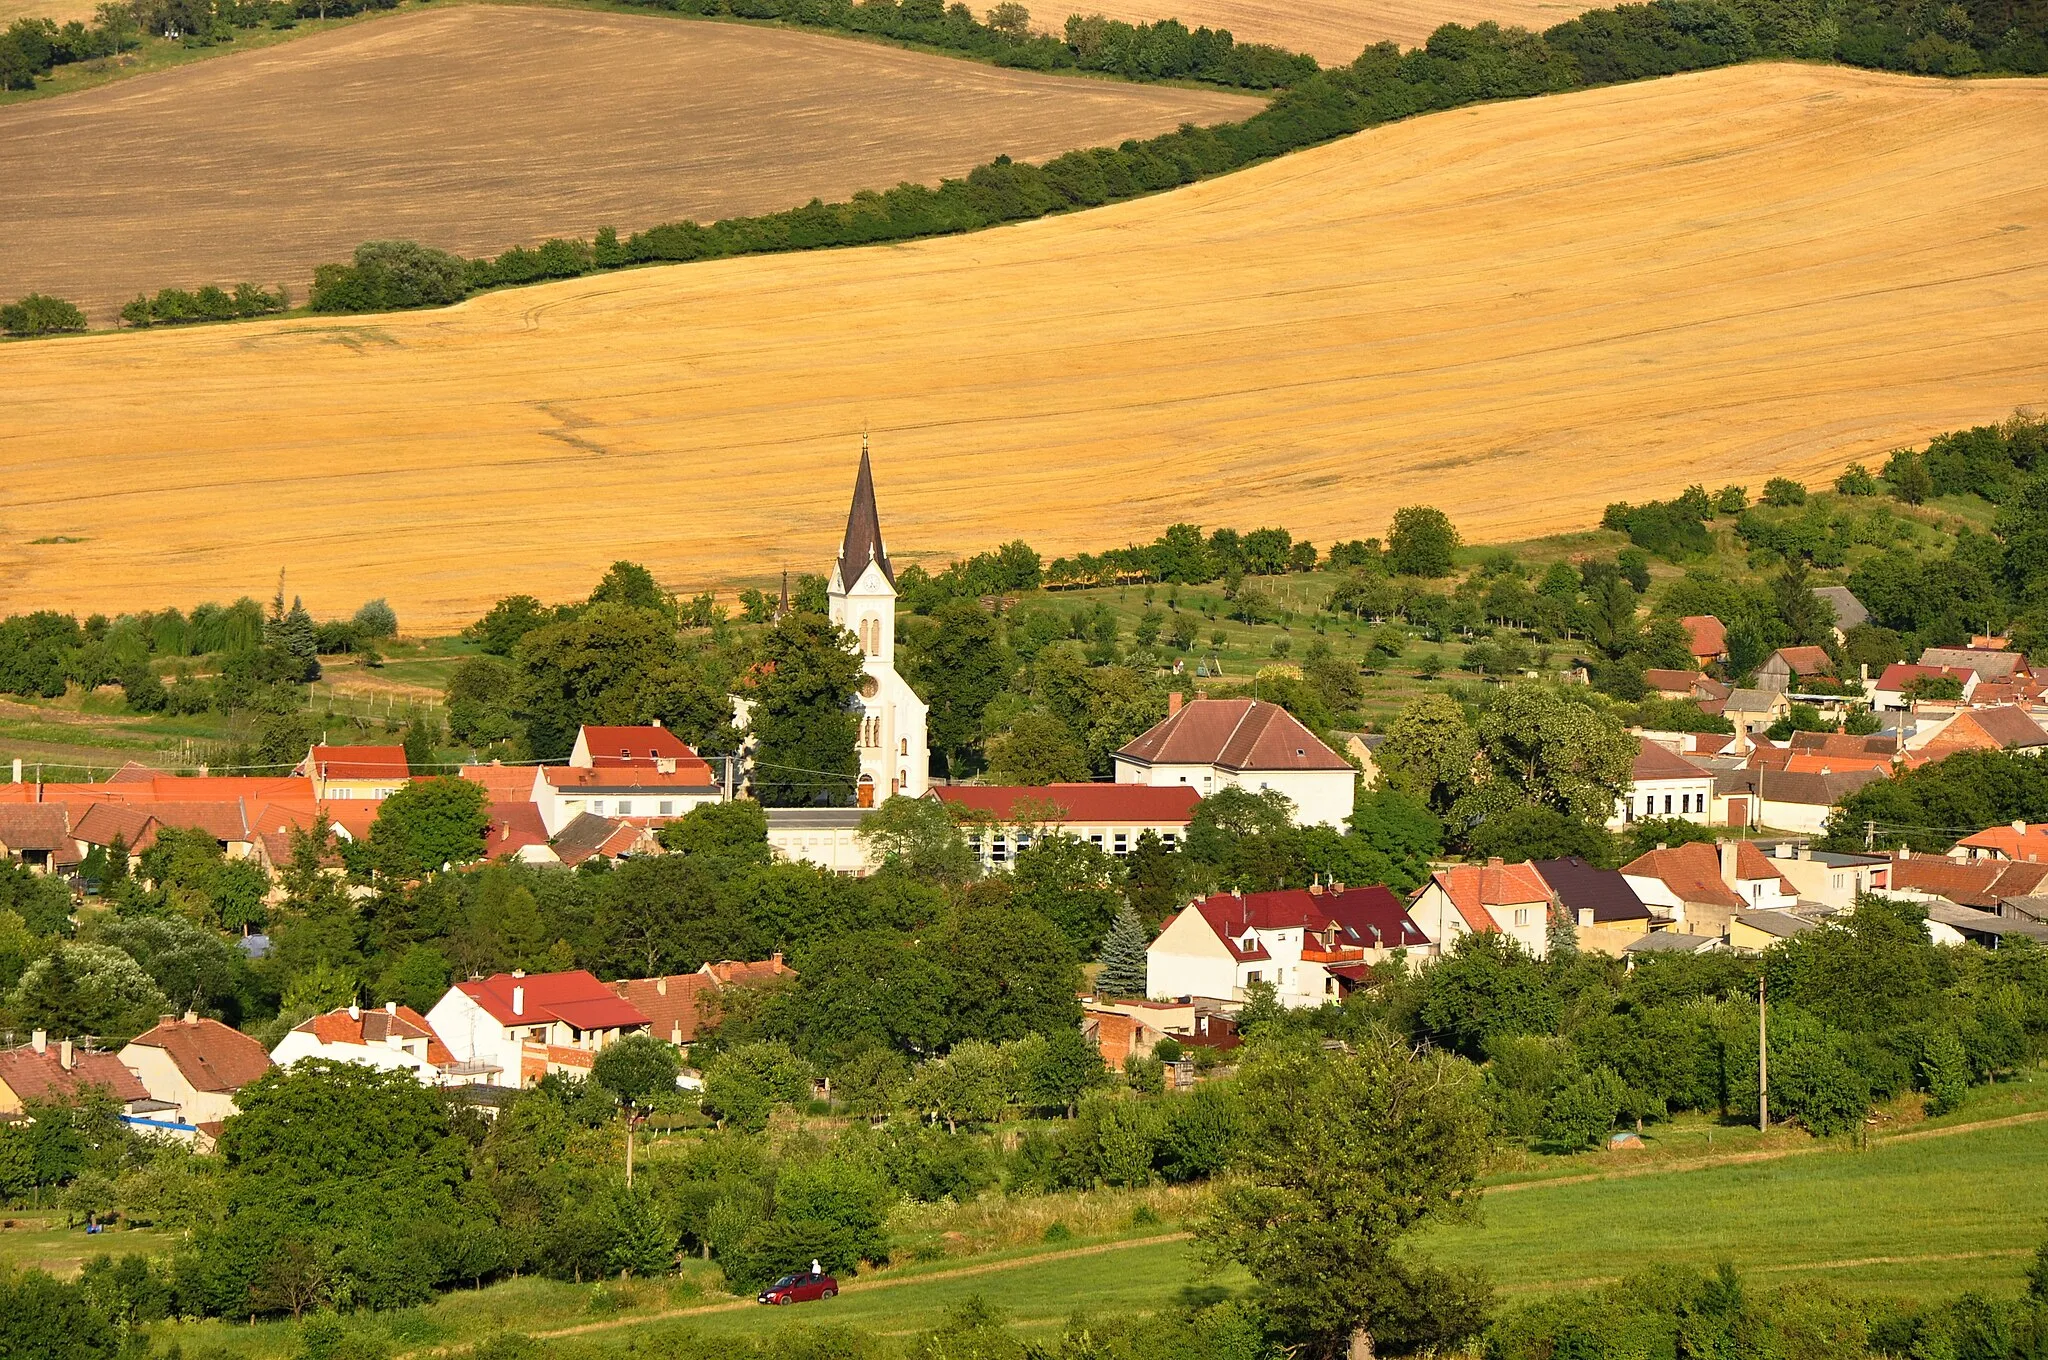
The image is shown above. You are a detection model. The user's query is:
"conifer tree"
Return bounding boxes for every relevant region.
[1096,904,1150,997]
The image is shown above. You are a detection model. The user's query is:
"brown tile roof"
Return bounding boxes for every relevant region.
[1788,732,1899,757]
[933,783,1200,824]
[1642,668,1707,694]
[0,1044,148,1105]
[0,804,72,853]
[612,973,724,1045]
[462,763,540,802]
[125,1017,273,1094]
[1918,647,2027,679]
[1771,646,1835,676]
[1622,841,1796,909]
[70,802,160,852]
[1117,699,1349,772]
[706,955,795,986]
[1632,739,1711,782]
[1718,767,1885,807]
[1887,855,2048,907]
[552,813,653,866]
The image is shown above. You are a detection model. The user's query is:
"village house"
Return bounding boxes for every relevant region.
[1680,615,1728,667]
[1407,858,1554,958]
[1115,696,1355,828]
[1609,737,1717,828]
[1081,1002,1183,1067]
[297,744,409,800]
[931,783,1200,867]
[1712,765,1884,834]
[0,1031,152,1120]
[1882,851,2048,913]
[1534,855,1657,954]
[609,955,796,1047]
[1754,646,1835,694]
[1147,884,1429,1007]
[1949,820,2048,863]
[764,808,877,875]
[1871,663,1980,711]
[119,1013,275,1139]
[1728,908,1819,951]
[1907,706,2048,763]
[271,1002,459,1085]
[1621,840,1800,936]
[1917,645,2030,683]
[1748,840,1889,908]
[426,969,650,1087]
[1811,586,1868,642]
[1718,688,1792,745]
[0,804,76,874]
[532,725,723,836]
[1642,669,1729,703]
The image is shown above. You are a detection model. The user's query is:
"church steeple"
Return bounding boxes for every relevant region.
[836,438,894,587]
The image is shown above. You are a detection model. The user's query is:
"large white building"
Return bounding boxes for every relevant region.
[271,1002,457,1085]
[426,970,650,1088]
[828,446,930,806]
[1114,696,1355,828]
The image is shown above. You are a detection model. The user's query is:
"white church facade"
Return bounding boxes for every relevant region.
[827,446,930,806]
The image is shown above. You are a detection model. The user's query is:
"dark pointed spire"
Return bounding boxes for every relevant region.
[837,439,894,587]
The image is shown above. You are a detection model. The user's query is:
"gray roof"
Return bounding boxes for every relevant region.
[1811,586,1868,631]
[1736,909,1816,939]
[1723,688,1785,714]
[1715,767,1885,806]
[1750,842,1886,867]
[1918,647,2024,679]
[1625,931,1722,954]
[1923,900,2048,943]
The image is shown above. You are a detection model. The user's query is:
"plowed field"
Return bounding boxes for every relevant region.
[5,64,2046,629]
[1071,0,1578,63]
[0,4,1258,320]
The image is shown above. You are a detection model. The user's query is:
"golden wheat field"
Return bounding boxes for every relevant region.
[5,63,2047,630]
[1070,0,1578,63]
[0,4,1259,321]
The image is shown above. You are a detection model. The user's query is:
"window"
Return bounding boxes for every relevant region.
[1245,970,1263,985]
[1514,908,1530,927]
[1644,795,1655,815]
[616,800,633,816]
[992,836,1009,863]
[659,801,674,816]
[1114,832,1129,855]
[1089,833,1103,847]
[900,738,908,756]
[1663,794,1673,815]
[1162,833,1178,850]
[590,800,604,815]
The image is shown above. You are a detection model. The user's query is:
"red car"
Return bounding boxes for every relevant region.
[758,1270,838,1305]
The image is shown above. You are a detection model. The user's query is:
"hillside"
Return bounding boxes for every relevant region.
[1065,0,1578,63]
[0,4,1259,320]
[4,63,2047,630]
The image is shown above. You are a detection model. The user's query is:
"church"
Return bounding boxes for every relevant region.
[828,445,930,806]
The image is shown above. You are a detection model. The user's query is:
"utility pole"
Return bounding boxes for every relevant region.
[623,1100,638,1188]
[1758,973,1769,1133]
[1865,819,1875,852]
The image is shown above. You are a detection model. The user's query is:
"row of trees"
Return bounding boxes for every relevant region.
[301,0,2048,321]
[0,292,85,335]
[118,280,288,327]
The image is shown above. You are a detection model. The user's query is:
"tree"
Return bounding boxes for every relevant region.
[587,560,670,615]
[1465,686,1636,825]
[401,714,439,774]
[366,776,490,878]
[0,1267,120,1359]
[750,613,862,807]
[592,1034,682,1104]
[466,595,552,657]
[1376,695,1477,817]
[1008,834,1119,953]
[1417,931,1557,1058]
[905,1040,1011,1133]
[984,710,1089,785]
[1466,806,1615,865]
[901,600,1008,774]
[701,1042,811,1133]
[1918,1027,1969,1116]
[1095,905,1150,998]
[1386,506,1460,578]
[930,904,1081,1045]
[655,799,772,871]
[513,603,682,760]
[1835,463,1879,496]
[0,293,87,336]
[352,599,399,638]
[1012,1027,1109,1117]
[596,855,756,977]
[857,796,979,889]
[1198,1034,1490,1358]
[10,944,168,1043]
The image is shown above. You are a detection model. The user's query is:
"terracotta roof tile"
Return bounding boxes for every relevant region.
[933,783,1199,824]
[457,971,649,1031]
[305,745,409,781]
[1118,699,1348,772]
[1426,861,1553,933]
[124,1017,273,1094]
[0,1044,148,1105]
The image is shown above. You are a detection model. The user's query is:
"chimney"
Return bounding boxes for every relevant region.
[2014,819,2028,835]
[348,1002,361,1021]
[10,758,18,783]
[771,951,784,969]
[651,718,663,727]
[512,968,526,978]
[1719,839,1740,890]
[31,1029,46,1055]
[183,1009,198,1024]
[1168,692,1183,716]
[386,1000,398,1014]
[512,985,525,1017]
[1307,882,1324,896]
[59,1039,73,1071]
[656,976,668,996]
[1486,857,1504,869]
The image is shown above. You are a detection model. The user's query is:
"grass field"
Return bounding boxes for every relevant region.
[0,4,1258,322]
[134,1087,2048,1357]
[6,63,2045,630]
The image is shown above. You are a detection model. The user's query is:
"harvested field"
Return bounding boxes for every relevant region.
[0,4,1259,321]
[1067,0,1579,64]
[5,64,2048,630]
[0,0,96,22]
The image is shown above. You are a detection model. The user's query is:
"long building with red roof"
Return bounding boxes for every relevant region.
[426,969,650,1087]
[930,782,1199,866]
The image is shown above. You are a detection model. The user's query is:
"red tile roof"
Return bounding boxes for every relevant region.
[456,971,650,1032]
[932,783,1201,824]
[706,955,795,986]
[462,763,540,802]
[305,745,409,781]
[0,804,75,854]
[1181,884,1429,957]
[1954,823,2048,861]
[1876,663,1976,692]
[70,802,160,852]
[0,1044,148,1105]
[485,801,551,858]
[542,765,719,793]
[1118,700,1349,772]
[1425,860,1553,933]
[294,1004,457,1067]
[576,726,711,774]
[1680,616,1727,657]
[1886,855,2048,907]
[1622,841,1795,908]
[1771,646,1835,676]
[124,1017,273,1094]
[612,973,724,1044]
